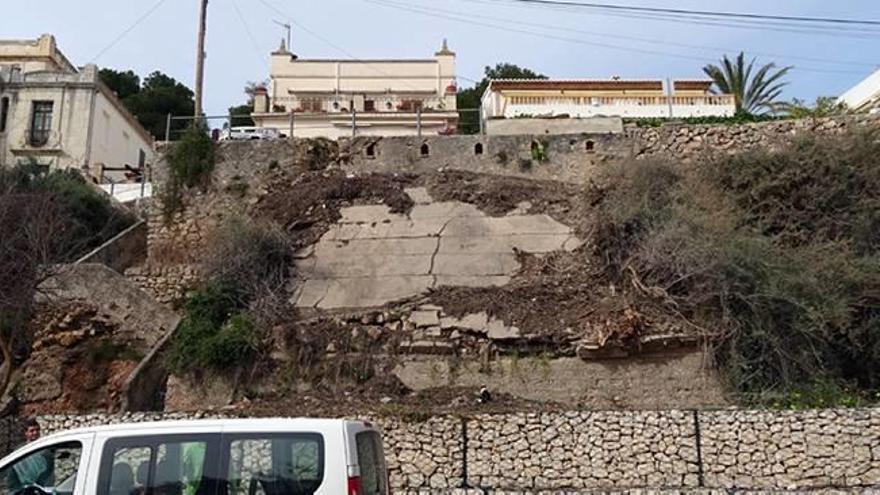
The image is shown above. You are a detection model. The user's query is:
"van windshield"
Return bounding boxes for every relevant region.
[355,432,387,495]
[0,441,82,495]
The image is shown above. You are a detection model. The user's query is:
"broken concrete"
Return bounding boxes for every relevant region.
[293,188,582,309]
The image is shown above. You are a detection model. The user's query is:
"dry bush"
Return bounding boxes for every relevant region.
[591,130,880,405]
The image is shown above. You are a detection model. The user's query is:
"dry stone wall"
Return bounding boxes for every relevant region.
[32,408,880,493]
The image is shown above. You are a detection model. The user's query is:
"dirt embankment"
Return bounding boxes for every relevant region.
[20,303,143,416]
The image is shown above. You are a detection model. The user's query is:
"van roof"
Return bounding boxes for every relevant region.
[40,418,374,440]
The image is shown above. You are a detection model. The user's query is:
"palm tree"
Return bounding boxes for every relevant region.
[703,53,792,115]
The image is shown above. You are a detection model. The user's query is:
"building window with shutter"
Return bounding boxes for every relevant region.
[30,101,53,147]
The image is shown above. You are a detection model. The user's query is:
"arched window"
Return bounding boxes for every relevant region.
[420,143,430,156]
[585,140,595,152]
[474,143,484,155]
[366,143,376,158]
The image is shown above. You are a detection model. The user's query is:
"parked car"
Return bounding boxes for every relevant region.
[220,127,282,141]
[0,418,389,495]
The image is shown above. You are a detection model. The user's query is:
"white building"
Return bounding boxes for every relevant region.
[481,79,736,126]
[0,35,155,183]
[839,69,880,114]
[252,40,458,138]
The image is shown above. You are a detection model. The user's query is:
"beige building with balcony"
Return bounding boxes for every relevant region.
[252,40,458,138]
[0,35,155,183]
[481,79,736,129]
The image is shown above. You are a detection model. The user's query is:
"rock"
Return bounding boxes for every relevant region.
[409,310,440,328]
[486,318,521,340]
[440,312,489,333]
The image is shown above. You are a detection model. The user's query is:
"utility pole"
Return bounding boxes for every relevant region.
[194,0,209,119]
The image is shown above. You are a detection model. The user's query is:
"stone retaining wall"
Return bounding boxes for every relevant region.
[145,115,879,270]
[33,408,880,493]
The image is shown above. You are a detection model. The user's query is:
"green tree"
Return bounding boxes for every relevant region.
[99,70,195,140]
[126,72,195,140]
[98,68,141,100]
[777,96,848,119]
[703,53,792,115]
[457,63,547,134]
[226,81,265,128]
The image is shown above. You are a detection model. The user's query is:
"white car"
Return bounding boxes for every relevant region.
[220,127,283,141]
[0,418,389,495]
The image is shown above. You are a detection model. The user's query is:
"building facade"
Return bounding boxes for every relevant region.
[252,40,458,138]
[840,69,880,114]
[0,35,155,183]
[481,79,736,125]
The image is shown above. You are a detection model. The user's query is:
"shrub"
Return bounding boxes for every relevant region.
[169,124,215,188]
[161,124,215,218]
[168,283,260,374]
[0,162,133,258]
[592,129,880,404]
[201,216,291,303]
[169,217,292,375]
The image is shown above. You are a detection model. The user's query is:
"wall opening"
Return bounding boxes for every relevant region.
[420,143,430,157]
[0,97,8,133]
[366,143,377,158]
[474,143,484,155]
[585,140,596,152]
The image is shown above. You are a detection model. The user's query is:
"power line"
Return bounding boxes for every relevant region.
[380,0,878,69]
[90,0,171,62]
[365,0,871,76]
[487,0,880,27]
[230,0,263,56]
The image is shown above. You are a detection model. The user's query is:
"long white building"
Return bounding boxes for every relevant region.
[839,68,880,114]
[252,40,458,138]
[481,79,736,125]
[0,35,155,183]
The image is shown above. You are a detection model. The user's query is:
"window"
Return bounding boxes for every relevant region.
[99,437,215,495]
[223,434,324,495]
[30,101,53,147]
[420,143,430,157]
[474,143,484,156]
[364,100,376,112]
[585,140,595,152]
[355,432,387,495]
[0,441,83,495]
[0,97,9,133]
[138,149,147,170]
[366,143,376,158]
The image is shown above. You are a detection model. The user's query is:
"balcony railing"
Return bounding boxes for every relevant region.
[508,95,735,107]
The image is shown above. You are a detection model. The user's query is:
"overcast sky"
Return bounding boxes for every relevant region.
[5,0,880,116]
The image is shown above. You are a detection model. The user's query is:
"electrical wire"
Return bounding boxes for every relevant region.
[378,0,878,69]
[230,0,263,57]
[364,0,871,75]
[485,0,880,27]
[90,0,171,62]
[467,0,880,38]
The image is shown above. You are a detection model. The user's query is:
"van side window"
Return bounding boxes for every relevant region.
[107,446,151,495]
[99,438,214,495]
[355,432,387,495]
[0,441,83,495]
[223,434,324,495]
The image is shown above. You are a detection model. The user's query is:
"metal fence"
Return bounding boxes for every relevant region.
[162,108,483,141]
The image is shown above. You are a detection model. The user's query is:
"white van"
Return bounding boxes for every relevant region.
[0,419,388,495]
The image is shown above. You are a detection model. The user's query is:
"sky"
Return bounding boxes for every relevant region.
[4,0,880,117]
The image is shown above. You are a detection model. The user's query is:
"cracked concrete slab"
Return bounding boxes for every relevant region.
[293,187,581,309]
